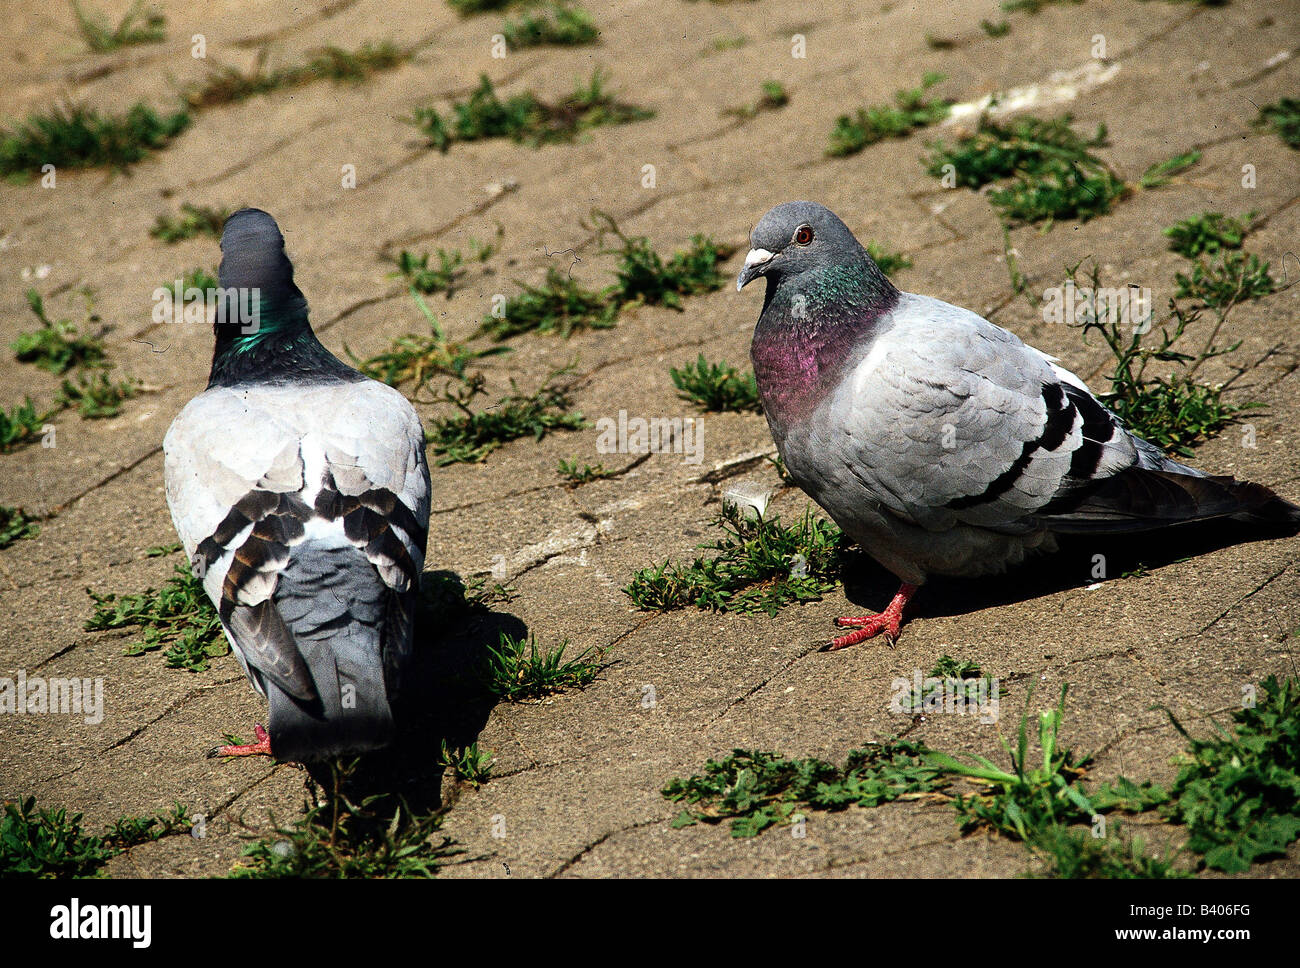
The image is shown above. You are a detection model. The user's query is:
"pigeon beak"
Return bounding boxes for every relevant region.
[736,248,775,291]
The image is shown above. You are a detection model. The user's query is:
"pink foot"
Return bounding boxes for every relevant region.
[209,724,273,758]
[828,583,918,650]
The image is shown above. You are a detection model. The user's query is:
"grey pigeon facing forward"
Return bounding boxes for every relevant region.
[164,209,431,760]
[737,201,1298,648]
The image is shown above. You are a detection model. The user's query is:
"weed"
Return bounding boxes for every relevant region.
[0,102,190,178]
[899,654,996,712]
[557,458,611,485]
[0,506,40,549]
[502,3,599,48]
[231,761,458,877]
[670,354,761,413]
[607,232,735,309]
[86,561,227,672]
[624,501,846,616]
[12,289,105,374]
[478,266,617,340]
[448,0,516,12]
[1156,675,1300,872]
[1254,97,1300,149]
[425,373,588,465]
[392,248,465,296]
[664,742,947,837]
[1,797,191,878]
[73,0,165,52]
[1067,259,1250,456]
[350,290,508,392]
[439,741,494,786]
[186,43,408,109]
[1173,251,1276,309]
[411,70,652,151]
[1164,211,1254,258]
[56,371,140,418]
[723,80,790,119]
[980,19,1010,36]
[865,241,912,277]
[925,114,1125,225]
[828,72,950,157]
[0,398,51,453]
[150,203,228,243]
[481,632,605,701]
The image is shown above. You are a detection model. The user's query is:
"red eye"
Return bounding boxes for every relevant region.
[794,225,814,245]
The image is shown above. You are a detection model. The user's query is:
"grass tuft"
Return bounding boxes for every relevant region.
[150,203,229,243]
[230,761,457,878]
[186,43,408,109]
[670,354,761,413]
[0,102,189,178]
[481,632,605,701]
[73,0,165,52]
[0,506,41,549]
[86,559,227,672]
[723,80,790,120]
[1,797,191,878]
[411,70,652,151]
[425,372,588,465]
[827,72,950,157]
[56,371,140,418]
[502,3,599,48]
[0,398,52,453]
[625,501,846,616]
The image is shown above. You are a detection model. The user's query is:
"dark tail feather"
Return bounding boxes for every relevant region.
[1037,466,1300,534]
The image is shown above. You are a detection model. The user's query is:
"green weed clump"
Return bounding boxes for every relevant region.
[1253,97,1300,149]
[186,43,408,109]
[670,355,761,413]
[1,798,191,878]
[73,0,165,52]
[410,70,653,151]
[0,505,41,549]
[12,289,105,374]
[723,80,790,120]
[150,203,229,242]
[827,72,950,157]
[1163,211,1253,258]
[425,373,588,465]
[85,560,227,672]
[501,3,599,48]
[1173,251,1275,309]
[624,501,846,616]
[0,399,52,453]
[0,102,190,178]
[481,632,605,701]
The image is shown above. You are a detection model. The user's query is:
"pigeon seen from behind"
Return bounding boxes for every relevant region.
[164,208,431,760]
[737,201,1299,649]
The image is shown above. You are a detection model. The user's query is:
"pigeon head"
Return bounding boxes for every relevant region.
[736,201,875,292]
[216,208,308,336]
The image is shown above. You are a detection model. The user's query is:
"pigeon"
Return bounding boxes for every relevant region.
[164,209,431,760]
[737,200,1299,649]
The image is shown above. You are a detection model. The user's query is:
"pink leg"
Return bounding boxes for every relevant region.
[828,583,919,650]
[209,723,273,758]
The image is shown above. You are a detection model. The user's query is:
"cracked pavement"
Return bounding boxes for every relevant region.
[1,0,1298,877]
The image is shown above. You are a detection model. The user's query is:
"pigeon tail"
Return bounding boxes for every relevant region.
[1036,464,1300,534]
[261,542,407,762]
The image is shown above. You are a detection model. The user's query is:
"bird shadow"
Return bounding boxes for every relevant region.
[302,569,525,813]
[838,519,1297,623]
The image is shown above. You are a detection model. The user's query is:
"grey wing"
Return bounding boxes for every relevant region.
[825,295,1141,534]
[163,381,430,704]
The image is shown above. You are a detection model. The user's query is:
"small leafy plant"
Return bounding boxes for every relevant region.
[56,371,140,418]
[12,289,105,374]
[150,203,229,243]
[481,632,605,701]
[827,72,950,157]
[625,501,846,616]
[1163,211,1254,258]
[1173,251,1275,309]
[865,241,912,277]
[1253,97,1300,149]
[186,43,409,109]
[723,80,790,119]
[1,798,191,878]
[557,458,611,485]
[669,355,761,413]
[0,506,40,550]
[0,398,51,453]
[0,102,190,178]
[439,741,494,786]
[85,561,227,671]
[425,373,588,465]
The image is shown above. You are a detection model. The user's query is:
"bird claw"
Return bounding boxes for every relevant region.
[208,723,273,759]
[827,613,899,650]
